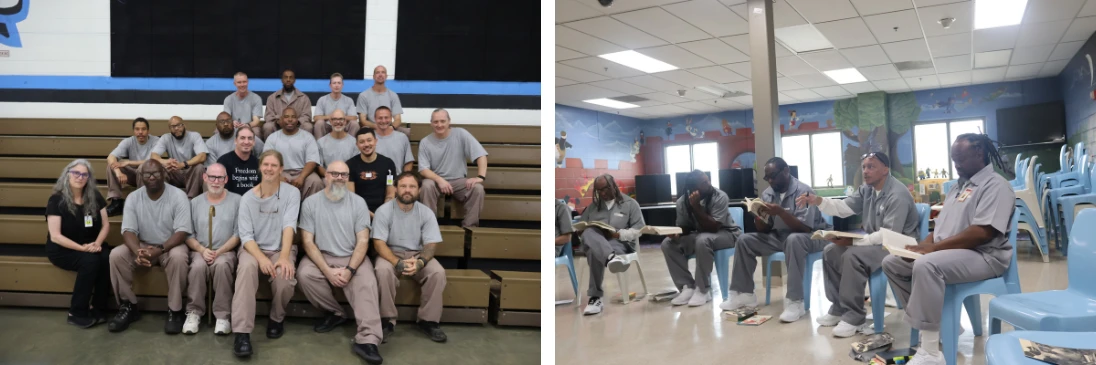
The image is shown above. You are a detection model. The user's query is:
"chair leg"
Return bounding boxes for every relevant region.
[635,261,649,299]
[963,296,983,337]
[715,252,731,301]
[942,293,963,365]
[869,271,886,333]
[567,263,579,305]
[617,271,630,304]
[989,316,1002,335]
[910,327,920,348]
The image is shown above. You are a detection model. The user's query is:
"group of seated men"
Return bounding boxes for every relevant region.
[564,135,1016,365]
[104,68,490,229]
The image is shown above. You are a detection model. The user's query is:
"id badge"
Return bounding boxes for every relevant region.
[957,187,974,202]
[386,174,394,186]
[84,215,94,227]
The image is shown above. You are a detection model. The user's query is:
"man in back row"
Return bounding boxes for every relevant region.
[222,72,263,138]
[263,69,313,139]
[106,117,159,215]
[357,65,408,136]
[314,73,360,140]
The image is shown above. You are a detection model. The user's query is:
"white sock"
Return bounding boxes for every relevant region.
[920,330,941,355]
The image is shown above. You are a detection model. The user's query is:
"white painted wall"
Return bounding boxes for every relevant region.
[365,0,399,79]
[0,0,111,75]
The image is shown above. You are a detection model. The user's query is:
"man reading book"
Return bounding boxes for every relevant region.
[796,152,919,336]
[578,174,645,316]
[661,170,741,307]
[881,134,1015,365]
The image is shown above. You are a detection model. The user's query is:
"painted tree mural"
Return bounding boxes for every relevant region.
[887,92,920,185]
[835,92,889,187]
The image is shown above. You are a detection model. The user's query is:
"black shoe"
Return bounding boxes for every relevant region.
[106,199,124,217]
[266,319,284,339]
[233,334,253,357]
[381,321,395,344]
[164,310,184,334]
[67,313,96,329]
[90,308,108,326]
[416,321,447,343]
[313,312,348,333]
[108,302,141,332]
[352,343,383,364]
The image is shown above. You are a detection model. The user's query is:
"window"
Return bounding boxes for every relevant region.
[914,119,984,180]
[664,142,720,194]
[780,132,844,187]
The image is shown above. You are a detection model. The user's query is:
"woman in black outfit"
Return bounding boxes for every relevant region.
[46,159,112,328]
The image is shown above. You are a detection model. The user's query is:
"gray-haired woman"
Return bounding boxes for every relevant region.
[46,159,112,328]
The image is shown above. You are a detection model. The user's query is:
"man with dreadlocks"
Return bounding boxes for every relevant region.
[661,170,741,307]
[579,174,645,316]
[882,134,1015,365]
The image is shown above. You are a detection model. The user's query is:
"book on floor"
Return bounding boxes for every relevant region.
[737,315,772,326]
[812,230,866,241]
[744,197,771,221]
[639,226,683,235]
[721,306,759,322]
[851,333,895,354]
[1019,338,1096,364]
[650,290,680,302]
[572,220,617,233]
[880,228,923,260]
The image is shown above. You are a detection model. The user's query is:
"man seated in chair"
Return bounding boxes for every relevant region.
[796,152,918,336]
[882,134,1015,365]
[578,174,645,316]
[106,117,159,215]
[661,170,740,307]
[150,116,208,199]
[264,107,325,199]
[721,157,829,324]
[417,109,488,228]
[181,163,242,335]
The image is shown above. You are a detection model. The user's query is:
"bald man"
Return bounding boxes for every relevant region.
[207,112,263,167]
[182,163,242,335]
[151,116,208,199]
[264,107,325,199]
[357,65,409,136]
[316,109,360,176]
[314,73,360,140]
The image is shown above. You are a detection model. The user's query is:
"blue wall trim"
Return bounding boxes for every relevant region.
[0,76,541,96]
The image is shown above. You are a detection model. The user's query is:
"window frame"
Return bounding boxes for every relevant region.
[780,130,844,188]
[662,141,720,195]
[912,118,986,180]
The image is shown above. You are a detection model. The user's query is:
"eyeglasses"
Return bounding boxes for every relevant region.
[169,124,185,129]
[763,167,786,182]
[68,171,90,180]
[328,172,349,179]
[206,175,227,182]
[142,171,163,179]
[216,119,232,124]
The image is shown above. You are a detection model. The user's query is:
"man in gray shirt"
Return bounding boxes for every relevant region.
[313,73,360,140]
[222,72,263,140]
[296,161,384,364]
[108,159,193,334]
[882,134,1015,365]
[555,200,573,257]
[357,65,409,136]
[264,107,325,199]
[417,109,488,228]
[207,112,263,167]
[181,163,242,336]
[662,170,740,308]
[151,116,209,199]
[316,109,360,173]
[373,172,448,344]
[106,117,160,215]
[578,174,646,316]
[374,106,414,172]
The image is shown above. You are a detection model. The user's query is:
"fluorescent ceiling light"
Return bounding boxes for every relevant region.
[774,24,834,53]
[824,68,868,84]
[974,0,1028,29]
[598,50,678,73]
[583,98,640,109]
[695,86,729,98]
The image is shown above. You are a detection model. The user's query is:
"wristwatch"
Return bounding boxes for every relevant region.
[477,175,487,181]
[182,161,189,169]
[347,266,357,276]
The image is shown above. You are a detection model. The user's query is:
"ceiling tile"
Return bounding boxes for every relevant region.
[563,17,668,49]
[1041,59,1071,76]
[900,68,936,78]
[728,95,754,105]
[864,10,925,43]
[678,39,750,65]
[882,38,932,62]
[811,85,853,97]
[654,70,720,88]
[927,33,972,58]
[790,73,839,88]
[724,62,754,78]
[785,0,859,23]
[1006,63,1043,79]
[776,56,820,76]
[777,77,806,91]
[556,46,587,61]
[1010,44,1055,65]
[588,79,656,95]
[616,110,654,119]
[971,67,1007,83]
[814,17,879,49]
[841,82,878,94]
[689,66,748,83]
[555,84,624,102]
[874,78,910,92]
[621,75,685,91]
[561,57,646,78]
[849,0,913,16]
[917,2,973,37]
[778,93,800,104]
[613,7,710,43]
[974,49,1013,68]
[556,25,626,56]
[719,81,753,93]
[1063,16,1096,42]
[937,71,972,86]
[840,45,892,67]
[1023,0,1085,24]
[635,104,696,116]
[574,0,685,15]
[637,92,687,104]
[637,45,715,69]
[730,1,808,28]
[1016,20,1071,47]
[859,64,902,80]
[675,100,722,112]
[934,54,972,73]
[556,63,610,83]
[556,0,602,23]
[557,77,579,87]
[905,76,940,90]
[784,88,824,100]
[1081,0,1096,17]
[916,0,966,5]
[721,34,795,57]
[628,98,671,107]
[1049,40,1086,60]
[676,89,721,101]
[973,25,1020,52]
[799,50,854,71]
[663,0,749,37]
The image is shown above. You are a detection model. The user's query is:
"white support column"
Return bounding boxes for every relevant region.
[364,0,399,79]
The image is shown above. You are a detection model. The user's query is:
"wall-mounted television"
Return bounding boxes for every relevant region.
[996,101,1066,147]
[635,174,672,205]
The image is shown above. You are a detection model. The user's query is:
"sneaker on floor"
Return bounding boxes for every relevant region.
[584,297,603,315]
[313,312,348,333]
[67,313,96,329]
[352,343,383,365]
[108,302,141,333]
[214,319,231,335]
[907,350,945,365]
[779,300,807,323]
[182,311,201,334]
[719,291,757,311]
[832,320,870,338]
[233,333,252,357]
[417,321,448,343]
[816,313,841,327]
[670,287,695,306]
[165,310,185,334]
[606,254,630,273]
[688,290,712,307]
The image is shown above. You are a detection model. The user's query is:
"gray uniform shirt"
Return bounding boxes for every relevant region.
[110,135,160,161]
[356,88,403,121]
[190,192,241,250]
[371,200,442,252]
[152,131,209,161]
[934,164,1016,274]
[675,188,740,234]
[223,91,263,124]
[315,93,357,122]
[121,185,193,244]
[238,182,301,251]
[556,200,574,237]
[264,130,321,170]
[317,134,359,167]
[760,177,828,240]
[417,128,488,180]
[376,131,415,167]
[842,174,919,238]
[299,192,371,257]
[205,134,263,167]
[579,195,646,243]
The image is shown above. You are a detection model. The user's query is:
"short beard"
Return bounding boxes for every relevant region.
[219,129,234,139]
[173,131,187,140]
[326,184,347,201]
[283,84,294,93]
[397,193,416,205]
[207,186,225,196]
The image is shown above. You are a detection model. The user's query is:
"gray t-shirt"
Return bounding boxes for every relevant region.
[934,164,1016,275]
[376,131,415,168]
[121,185,193,244]
[356,88,403,121]
[264,130,321,170]
[110,135,160,161]
[205,134,263,167]
[152,131,209,161]
[760,177,828,240]
[299,192,371,257]
[674,188,740,234]
[843,174,918,238]
[371,200,442,252]
[223,91,264,124]
[190,192,241,250]
[555,200,574,237]
[317,134,359,168]
[238,182,301,251]
[315,93,357,123]
[417,128,488,180]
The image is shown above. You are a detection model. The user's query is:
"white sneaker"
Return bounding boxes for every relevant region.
[907,350,945,365]
[671,287,695,306]
[719,291,757,311]
[584,297,603,316]
[606,254,630,273]
[832,320,870,338]
[816,313,841,327]
[688,290,712,307]
[779,300,807,322]
[214,319,231,335]
[182,311,201,334]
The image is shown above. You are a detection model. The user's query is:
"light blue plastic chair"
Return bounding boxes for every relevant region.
[942,180,958,196]
[986,331,1096,365]
[1058,164,1096,254]
[1014,200,1050,262]
[688,207,742,300]
[556,236,579,305]
[764,213,832,309]
[988,209,1096,333]
[909,209,1023,365]
[866,203,928,333]
[1042,155,1089,244]
[1042,143,1085,198]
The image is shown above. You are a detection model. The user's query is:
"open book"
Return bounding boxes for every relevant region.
[744,197,771,221]
[572,221,682,236]
[811,230,865,241]
[880,228,922,260]
[1020,338,1096,364]
[572,221,617,233]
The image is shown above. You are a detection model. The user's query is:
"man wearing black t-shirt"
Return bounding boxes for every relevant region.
[346,128,397,215]
[217,127,261,195]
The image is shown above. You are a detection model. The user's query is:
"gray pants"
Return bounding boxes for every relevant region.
[106,165,143,199]
[730,232,826,301]
[661,231,736,292]
[581,229,630,298]
[298,254,383,345]
[823,244,889,325]
[185,251,237,319]
[882,250,1001,331]
[420,178,485,228]
[375,250,446,323]
[109,243,190,311]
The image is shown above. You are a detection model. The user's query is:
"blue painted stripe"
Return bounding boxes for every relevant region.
[0,76,541,96]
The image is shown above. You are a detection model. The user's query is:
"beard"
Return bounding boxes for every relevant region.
[173,130,187,140]
[283,84,294,93]
[397,192,416,205]
[326,183,348,201]
[207,185,225,195]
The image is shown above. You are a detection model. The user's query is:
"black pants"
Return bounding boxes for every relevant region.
[48,245,112,317]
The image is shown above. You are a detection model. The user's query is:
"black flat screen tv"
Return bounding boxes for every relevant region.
[996,101,1066,147]
[635,174,672,204]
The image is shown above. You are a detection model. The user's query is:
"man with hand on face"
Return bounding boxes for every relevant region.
[373,172,448,344]
[108,159,193,334]
[796,152,918,336]
[316,109,360,176]
[296,161,384,364]
[151,116,209,199]
[106,117,159,215]
[577,174,645,316]
[181,163,242,336]
[222,72,263,139]
[207,112,263,166]
[264,107,325,199]
[314,73,360,140]
[263,68,313,139]
[373,106,414,172]
[218,127,262,196]
[347,128,398,217]
[417,109,488,228]
[357,65,409,136]
[661,170,741,307]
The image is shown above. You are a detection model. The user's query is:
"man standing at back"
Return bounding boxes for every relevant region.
[314,73,360,139]
[417,109,488,228]
[218,127,262,196]
[373,106,414,172]
[222,72,263,139]
[207,112,263,166]
[263,69,313,139]
[151,116,208,199]
[264,107,325,199]
[105,117,159,215]
[357,65,409,136]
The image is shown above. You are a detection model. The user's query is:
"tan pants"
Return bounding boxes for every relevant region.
[374,250,446,323]
[231,247,298,334]
[166,164,206,199]
[106,165,143,199]
[313,122,361,140]
[282,170,325,200]
[297,254,383,345]
[185,251,237,320]
[420,178,485,228]
[109,243,189,311]
[262,121,315,141]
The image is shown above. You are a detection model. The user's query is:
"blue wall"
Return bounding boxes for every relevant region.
[1060,29,1096,149]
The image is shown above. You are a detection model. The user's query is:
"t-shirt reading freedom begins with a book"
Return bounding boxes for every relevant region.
[218,151,261,196]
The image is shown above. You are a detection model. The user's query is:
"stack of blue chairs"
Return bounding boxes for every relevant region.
[1058,164,1096,255]
[1042,154,1090,250]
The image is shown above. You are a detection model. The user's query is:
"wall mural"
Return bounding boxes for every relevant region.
[554,105,646,211]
